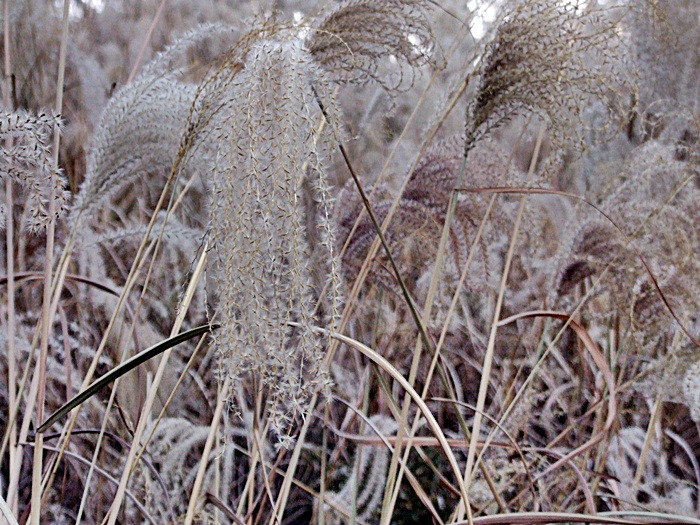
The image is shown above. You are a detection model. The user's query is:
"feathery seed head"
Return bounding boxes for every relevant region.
[71,74,197,225]
[203,1,432,446]
[308,0,436,90]
[208,36,343,446]
[0,110,67,231]
[468,0,632,152]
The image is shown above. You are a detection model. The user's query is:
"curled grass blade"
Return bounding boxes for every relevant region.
[36,324,218,433]
[497,310,616,480]
[331,395,446,525]
[290,322,472,514]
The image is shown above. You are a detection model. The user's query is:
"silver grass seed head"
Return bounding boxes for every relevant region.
[71,74,197,225]
[308,0,436,90]
[208,37,343,447]
[70,23,228,228]
[468,0,632,152]
[0,109,67,231]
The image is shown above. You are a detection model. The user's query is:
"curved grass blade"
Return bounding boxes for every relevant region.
[36,324,219,433]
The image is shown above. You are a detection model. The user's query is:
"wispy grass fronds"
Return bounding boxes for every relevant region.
[0,110,66,230]
[203,0,434,448]
[70,74,197,224]
[208,36,343,448]
[68,22,238,229]
[308,0,435,90]
[467,0,632,150]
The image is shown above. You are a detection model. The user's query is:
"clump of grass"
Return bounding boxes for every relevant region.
[1,0,699,524]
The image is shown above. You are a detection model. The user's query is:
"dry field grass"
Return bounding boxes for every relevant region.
[0,0,699,523]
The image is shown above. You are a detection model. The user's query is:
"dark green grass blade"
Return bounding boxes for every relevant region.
[37,324,219,434]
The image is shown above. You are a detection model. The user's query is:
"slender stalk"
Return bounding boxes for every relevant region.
[0,492,18,525]
[382,140,473,523]
[318,403,330,525]
[2,0,19,518]
[183,376,231,525]
[634,397,663,488]
[382,82,530,525]
[385,125,530,519]
[3,323,40,509]
[29,1,69,522]
[456,124,546,523]
[127,0,168,83]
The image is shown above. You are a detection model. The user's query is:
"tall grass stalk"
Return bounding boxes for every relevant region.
[457,125,545,521]
[29,1,69,522]
[2,0,18,518]
[183,375,231,525]
[0,493,17,525]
